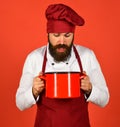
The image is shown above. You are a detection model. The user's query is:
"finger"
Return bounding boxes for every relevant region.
[81,79,90,86]
[80,75,86,79]
[36,76,43,81]
[35,76,45,82]
[37,85,45,93]
[34,83,45,91]
[81,84,89,91]
[38,72,46,80]
[81,74,90,81]
[81,81,92,90]
[39,72,43,76]
[39,75,46,80]
[83,71,86,74]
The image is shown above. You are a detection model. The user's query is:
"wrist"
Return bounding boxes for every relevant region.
[32,87,39,100]
[84,82,92,96]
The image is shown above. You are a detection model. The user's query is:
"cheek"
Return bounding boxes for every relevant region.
[49,36,57,46]
[66,38,73,46]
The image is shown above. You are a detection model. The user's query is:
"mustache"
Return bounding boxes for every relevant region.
[54,44,69,49]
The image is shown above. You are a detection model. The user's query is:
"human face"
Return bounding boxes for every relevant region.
[48,33,74,62]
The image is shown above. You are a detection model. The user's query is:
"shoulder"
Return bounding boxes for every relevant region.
[74,44,94,56]
[74,44,98,66]
[26,45,46,59]
[74,45,101,75]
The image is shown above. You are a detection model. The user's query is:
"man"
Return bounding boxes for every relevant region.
[16,3,109,127]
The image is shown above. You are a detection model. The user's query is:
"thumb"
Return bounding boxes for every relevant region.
[80,71,86,79]
[38,72,46,80]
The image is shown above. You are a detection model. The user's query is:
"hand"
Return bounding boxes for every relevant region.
[32,72,45,99]
[80,72,92,95]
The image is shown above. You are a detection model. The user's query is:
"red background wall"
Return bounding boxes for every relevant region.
[0,0,120,127]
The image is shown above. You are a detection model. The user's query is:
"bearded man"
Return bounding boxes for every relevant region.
[16,3,109,127]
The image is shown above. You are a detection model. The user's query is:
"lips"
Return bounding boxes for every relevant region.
[56,48,66,53]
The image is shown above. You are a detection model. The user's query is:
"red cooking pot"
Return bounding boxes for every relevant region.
[40,72,85,98]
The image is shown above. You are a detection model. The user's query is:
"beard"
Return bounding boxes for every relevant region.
[48,38,74,62]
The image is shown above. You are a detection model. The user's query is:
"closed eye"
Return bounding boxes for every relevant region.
[64,33,71,37]
[53,33,60,37]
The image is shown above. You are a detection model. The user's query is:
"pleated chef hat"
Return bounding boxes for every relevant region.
[45,3,85,33]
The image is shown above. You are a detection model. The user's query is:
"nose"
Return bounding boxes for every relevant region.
[59,36,65,44]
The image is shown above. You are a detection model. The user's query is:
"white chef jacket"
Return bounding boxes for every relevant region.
[16,44,109,111]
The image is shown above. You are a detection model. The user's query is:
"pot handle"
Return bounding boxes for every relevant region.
[39,75,46,80]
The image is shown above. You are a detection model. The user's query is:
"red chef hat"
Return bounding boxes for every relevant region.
[45,4,85,33]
